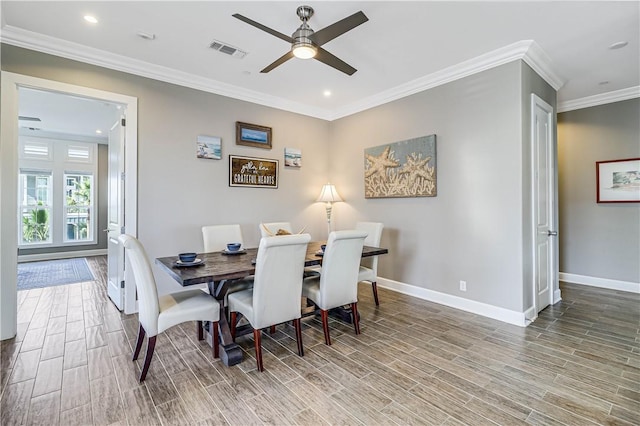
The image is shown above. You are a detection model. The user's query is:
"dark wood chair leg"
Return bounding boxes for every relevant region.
[197,320,204,341]
[351,302,361,335]
[293,318,304,357]
[230,312,237,340]
[269,325,276,334]
[254,329,264,372]
[372,282,380,306]
[139,335,156,382]
[212,321,219,359]
[321,309,331,346]
[132,324,146,361]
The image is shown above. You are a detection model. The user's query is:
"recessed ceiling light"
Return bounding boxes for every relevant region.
[95,129,102,134]
[84,15,98,24]
[323,90,332,97]
[609,41,628,50]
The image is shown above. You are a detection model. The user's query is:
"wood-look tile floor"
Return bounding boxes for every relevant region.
[1,256,639,425]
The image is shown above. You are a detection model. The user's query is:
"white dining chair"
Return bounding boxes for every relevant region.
[118,234,220,382]
[302,230,367,346]
[202,224,244,252]
[259,221,293,237]
[228,233,311,371]
[202,224,252,305]
[355,221,384,305]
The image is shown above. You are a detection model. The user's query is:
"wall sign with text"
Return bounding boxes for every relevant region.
[229,155,278,188]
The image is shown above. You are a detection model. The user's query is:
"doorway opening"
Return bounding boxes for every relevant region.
[1,72,138,340]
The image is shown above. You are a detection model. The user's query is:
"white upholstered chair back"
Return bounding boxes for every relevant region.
[356,221,383,272]
[259,222,293,237]
[318,230,368,309]
[202,224,244,252]
[250,234,311,329]
[118,234,160,336]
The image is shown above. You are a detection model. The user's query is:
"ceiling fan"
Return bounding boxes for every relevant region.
[233,5,368,75]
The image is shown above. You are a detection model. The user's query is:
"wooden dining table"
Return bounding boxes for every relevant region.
[155,241,388,366]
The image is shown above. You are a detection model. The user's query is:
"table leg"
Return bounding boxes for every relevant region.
[208,281,243,367]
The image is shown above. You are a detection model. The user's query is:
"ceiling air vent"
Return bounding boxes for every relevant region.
[209,39,247,59]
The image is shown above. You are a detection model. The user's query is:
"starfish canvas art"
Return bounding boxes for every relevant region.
[364,135,437,198]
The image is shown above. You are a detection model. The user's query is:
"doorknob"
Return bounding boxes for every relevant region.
[547,230,558,236]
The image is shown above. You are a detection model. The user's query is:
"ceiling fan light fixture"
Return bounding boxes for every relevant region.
[292,42,317,59]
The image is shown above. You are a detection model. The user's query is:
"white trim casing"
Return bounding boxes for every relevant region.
[376,278,528,327]
[560,272,640,294]
[1,72,139,339]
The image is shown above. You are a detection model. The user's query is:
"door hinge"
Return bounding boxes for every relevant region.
[121,171,125,180]
[121,118,126,127]
[120,280,125,288]
[120,226,126,234]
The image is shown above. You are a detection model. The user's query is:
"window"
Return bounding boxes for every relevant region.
[64,173,93,242]
[18,139,98,248]
[19,171,52,244]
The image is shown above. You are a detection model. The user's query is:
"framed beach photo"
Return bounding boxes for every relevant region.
[236,122,272,149]
[596,158,640,203]
[284,147,302,168]
[196,135,221,160]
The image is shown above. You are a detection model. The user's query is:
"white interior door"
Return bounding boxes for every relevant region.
[107,116,126,310]
[532,94,557,313]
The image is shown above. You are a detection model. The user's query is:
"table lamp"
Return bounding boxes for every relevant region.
[316,183,343,237]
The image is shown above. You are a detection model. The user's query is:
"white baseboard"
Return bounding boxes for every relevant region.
[18,249,107,263]
[377,278,527,327]
[559,272,640,294]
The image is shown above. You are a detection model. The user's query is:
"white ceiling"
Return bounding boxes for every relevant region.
[2,1,639,133]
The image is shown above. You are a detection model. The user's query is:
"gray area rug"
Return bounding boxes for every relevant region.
[17,258,95,291]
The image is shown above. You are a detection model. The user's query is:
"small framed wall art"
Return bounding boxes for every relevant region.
[284,147,302,168]
[229,155,278,188]
[596,158,640,203]
[196,135,221,160]
[236,121,272,149]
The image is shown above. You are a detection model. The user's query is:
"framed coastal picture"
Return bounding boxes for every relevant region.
[229,155,278,188]
[596,158,640,203]
[364,134,437,198]
[196,135,221,160]
[284,147,302,168]
[236,121,272,149]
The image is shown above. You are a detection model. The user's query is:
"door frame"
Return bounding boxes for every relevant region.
[1,72,138,339]
[529,93,559,321]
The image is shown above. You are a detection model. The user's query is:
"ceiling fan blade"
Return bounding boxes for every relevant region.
[232,13,294,44]
[309,11,368,46]
[260,51,295,73]
[314,47,357,76]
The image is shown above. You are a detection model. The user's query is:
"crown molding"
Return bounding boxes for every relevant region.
[557,86,640,113]
[1,26,567,121]
[0,25,334,120]
[328,40,565,120]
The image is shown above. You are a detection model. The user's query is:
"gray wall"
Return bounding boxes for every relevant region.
[558,99,640,283]
[2,44,331,293]
[329,61,529,312]
[18,143,109,255]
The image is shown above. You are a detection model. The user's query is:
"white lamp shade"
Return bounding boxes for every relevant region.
[316,183,343,203]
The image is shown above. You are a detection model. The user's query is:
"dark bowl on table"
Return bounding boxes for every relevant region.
[178,252,197,263]
[321,244,326,252]
[226,243,242,252]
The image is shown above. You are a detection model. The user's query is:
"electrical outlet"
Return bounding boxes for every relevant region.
[459,280,467,292]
